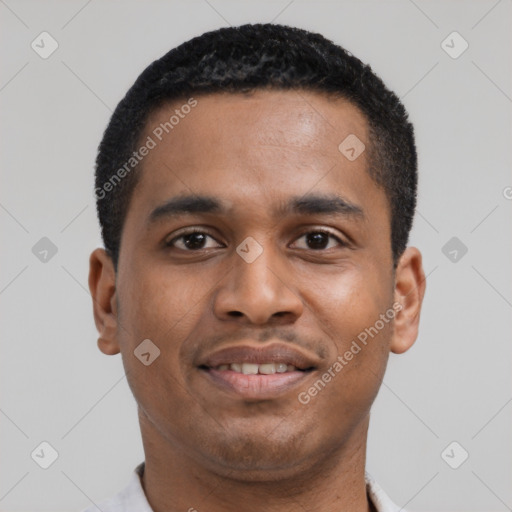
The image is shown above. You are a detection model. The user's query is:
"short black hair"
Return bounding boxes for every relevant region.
[95,23,417,270]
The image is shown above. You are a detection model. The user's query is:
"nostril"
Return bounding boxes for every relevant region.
[228,311,244,317]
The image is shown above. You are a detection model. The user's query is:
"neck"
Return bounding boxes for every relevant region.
[139,413,374,512]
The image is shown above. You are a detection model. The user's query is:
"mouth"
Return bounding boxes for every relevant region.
[197,343,319,400]
[206,362,308,374]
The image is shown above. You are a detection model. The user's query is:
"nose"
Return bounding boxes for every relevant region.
[213,245,304,325]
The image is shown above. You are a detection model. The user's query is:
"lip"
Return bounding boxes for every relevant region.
[204,369,313,400]
[197,342,320,400]
[198,342,320,370]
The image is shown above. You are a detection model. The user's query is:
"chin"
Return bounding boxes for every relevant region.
[195,429,318,480]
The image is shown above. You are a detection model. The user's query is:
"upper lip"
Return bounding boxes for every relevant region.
[198,342,320,371]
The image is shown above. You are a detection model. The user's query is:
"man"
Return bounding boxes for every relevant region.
[86,23,426,512]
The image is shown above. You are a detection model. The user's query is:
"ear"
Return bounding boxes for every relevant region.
[88,248,120,355]
[390,247,426,354]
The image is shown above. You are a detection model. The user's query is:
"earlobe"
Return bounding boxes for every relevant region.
[88,248,121,356]
[390,247,426,355]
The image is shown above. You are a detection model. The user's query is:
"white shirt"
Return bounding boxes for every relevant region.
[81,462,404,512]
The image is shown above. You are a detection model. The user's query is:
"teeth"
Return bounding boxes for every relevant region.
[276,363,288,373]
[258,363,276,375]
[214,362,298,374]
[241,363,259,375]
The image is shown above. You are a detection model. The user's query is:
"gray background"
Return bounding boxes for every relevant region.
[1,1,511,511]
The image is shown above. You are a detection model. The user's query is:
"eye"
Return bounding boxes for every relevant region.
[292,229,345,250]
[166,229,223,251]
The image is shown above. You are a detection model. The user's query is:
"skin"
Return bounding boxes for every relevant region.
[89,89,426,512]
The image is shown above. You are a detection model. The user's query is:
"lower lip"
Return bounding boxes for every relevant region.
[202,368,312,400]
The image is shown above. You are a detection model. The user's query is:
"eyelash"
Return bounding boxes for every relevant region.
[165,227,347,251]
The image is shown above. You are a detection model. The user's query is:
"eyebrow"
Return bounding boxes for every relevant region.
[147,193,364,227]
[282,194,364,219]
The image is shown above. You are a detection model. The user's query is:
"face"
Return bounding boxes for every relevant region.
[89,90,425,481]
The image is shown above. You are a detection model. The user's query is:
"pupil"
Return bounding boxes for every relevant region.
[307,232,328,249]
[185,233,206,249]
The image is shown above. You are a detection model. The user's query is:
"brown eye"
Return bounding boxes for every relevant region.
[180,233,208,250]
[305,232,330,249]
[167,230,223,251]
[292,230,344,250]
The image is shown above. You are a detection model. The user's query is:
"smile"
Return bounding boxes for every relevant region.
[213,362,299,374]
[201,367,313,400]
[197,342,319,400]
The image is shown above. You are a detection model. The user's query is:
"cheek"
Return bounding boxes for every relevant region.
[301,260,392,332]
[114,265,200,410]
[116,265,207,424]
[118,263,210,343]
[297,264,392,406]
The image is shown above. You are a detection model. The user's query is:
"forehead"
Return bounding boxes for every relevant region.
[125,89,387,229]
[144,90,368,168]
